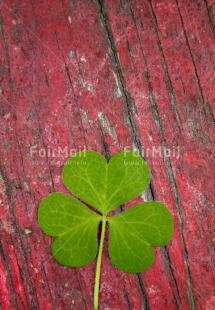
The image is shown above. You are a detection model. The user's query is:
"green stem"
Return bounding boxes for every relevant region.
[94,216,107,310]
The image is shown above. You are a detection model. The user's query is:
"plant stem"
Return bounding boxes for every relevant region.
[94,216,106,310]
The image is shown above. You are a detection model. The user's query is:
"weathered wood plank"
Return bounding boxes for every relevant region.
[0,0,214,309]
[102,1,215,309]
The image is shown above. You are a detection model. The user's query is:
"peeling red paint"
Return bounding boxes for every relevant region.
[0,0,214,309]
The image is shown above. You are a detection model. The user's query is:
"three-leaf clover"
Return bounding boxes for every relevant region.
[38,150,174,309]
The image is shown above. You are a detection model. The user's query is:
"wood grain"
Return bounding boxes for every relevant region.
[0,0,214,309]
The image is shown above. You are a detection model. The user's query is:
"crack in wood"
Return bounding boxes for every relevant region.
[175,0,215,124]
[136,274,150,310]
[96,0,143,154]
[123,288,133,310]
[0,15,13,89]
[67,117,78,150]
[175,0,205,106]
[95,1,181,308]
[0,165,39,309]
[163,149,196,310]
[16,136,31,194]
[205,98,215,123]
[161,247,181,309]
[98,120,112,160]
[203,0,215,37]
[96,1,153,307]
[96,1,199,308]
[147,0,183,132]
[0,239,20,309]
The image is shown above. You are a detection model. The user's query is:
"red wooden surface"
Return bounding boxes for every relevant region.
[0,0,214,309]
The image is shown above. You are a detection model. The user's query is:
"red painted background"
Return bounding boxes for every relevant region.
[0,0,214,309]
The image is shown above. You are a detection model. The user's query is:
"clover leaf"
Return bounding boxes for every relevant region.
[108,202,174,273]
[38,193,101,267]
[38,150,174,310]
[62,150,151,215]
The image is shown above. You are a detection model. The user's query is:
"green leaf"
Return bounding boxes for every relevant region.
[108,202,174,273]
[38,151,174,272]
[38,150,175,310]
[62,150,150,215]
[38,193,102,267]
[38,150,174,310]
